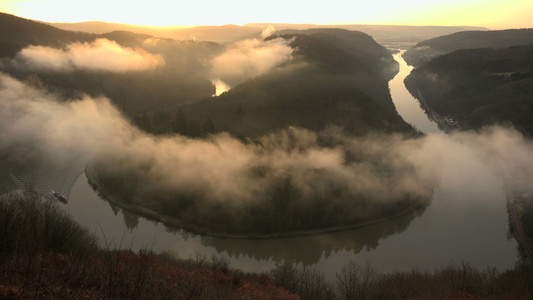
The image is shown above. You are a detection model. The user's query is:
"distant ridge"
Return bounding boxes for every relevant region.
[50,21,263,43]
[404,28,533,67]
[50,19,486,43]
[247,23,487,42]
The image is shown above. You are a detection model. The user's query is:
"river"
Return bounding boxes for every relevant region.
[390,51,440,133]
[4,52,519,279]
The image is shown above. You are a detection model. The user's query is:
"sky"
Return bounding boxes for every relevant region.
[0,0,532,29]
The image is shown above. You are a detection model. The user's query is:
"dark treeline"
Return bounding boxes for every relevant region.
[89,127,432,237]
[269,261,533,300]
[132,108,216,138]
[105,194,424,267]
[91,159,425,237]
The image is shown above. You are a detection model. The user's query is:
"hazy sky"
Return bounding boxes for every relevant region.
[0,0,531,29]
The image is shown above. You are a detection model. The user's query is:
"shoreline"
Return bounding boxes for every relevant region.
[408,87,461,133]
[503,178,533,261]
[85,160,425,240]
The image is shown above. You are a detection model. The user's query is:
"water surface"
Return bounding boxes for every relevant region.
[390,51,440,133]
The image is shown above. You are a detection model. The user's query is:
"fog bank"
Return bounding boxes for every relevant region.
[2,73,532,232]
[210,37,293,87]
[9,38,164,72]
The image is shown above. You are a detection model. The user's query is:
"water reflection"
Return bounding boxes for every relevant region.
[16,153,421,270]
[106,195,425,266]
[3,158,517,277]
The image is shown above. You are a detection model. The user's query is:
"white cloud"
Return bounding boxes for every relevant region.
[3,72,533,230]
[210,37,293,87]
[13,38,164,72]
[261,25,277,39]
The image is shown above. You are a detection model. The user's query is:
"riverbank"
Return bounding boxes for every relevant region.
[85,160,426,239]
[504,178,533,262]
[409,88,461,133]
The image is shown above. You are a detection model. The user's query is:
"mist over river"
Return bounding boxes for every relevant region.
[3,52,519,279]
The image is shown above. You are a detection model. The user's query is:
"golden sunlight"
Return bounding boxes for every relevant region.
[0,0,532,29]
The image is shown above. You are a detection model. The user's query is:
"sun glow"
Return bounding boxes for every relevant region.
[0,0,532,29]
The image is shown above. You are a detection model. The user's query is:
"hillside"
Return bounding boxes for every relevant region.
[91,29,428,237]
[168,29,416,138]
[0,12,94,57]
[404,45,533,135]
[403,28,533,67]
[1,13,426,237]
[0,13,221,115]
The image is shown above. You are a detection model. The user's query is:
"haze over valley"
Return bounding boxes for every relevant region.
[1,2,533,298]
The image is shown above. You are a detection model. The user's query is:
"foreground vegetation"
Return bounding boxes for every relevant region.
[0,191,297,299]
[270,261,533,300]
[1,191,532,299]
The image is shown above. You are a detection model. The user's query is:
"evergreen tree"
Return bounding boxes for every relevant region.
[237,104,244,118]
[188,120,202,137]
[202,118,216,136]
[173,108,188,135]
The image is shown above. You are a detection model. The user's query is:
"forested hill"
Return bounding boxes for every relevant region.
[276,28,398,78]
[0,13,221,115]
[403,29,533,67]
[172,29,415,138]
[0,12,94,57]
[1,13,414,137]
[0,12,164,55]
[404,44,533,136]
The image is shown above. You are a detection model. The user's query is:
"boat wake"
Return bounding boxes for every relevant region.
[8,160,86,204]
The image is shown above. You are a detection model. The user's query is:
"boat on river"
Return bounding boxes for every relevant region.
[53,191,68,204]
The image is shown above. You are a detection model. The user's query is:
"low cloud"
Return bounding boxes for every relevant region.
[11,39,164,72]
[99,128,433,207]
[2,73,533,233]
[210,37,293,87]
[0,73,134,166]
[261,25,277,39]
